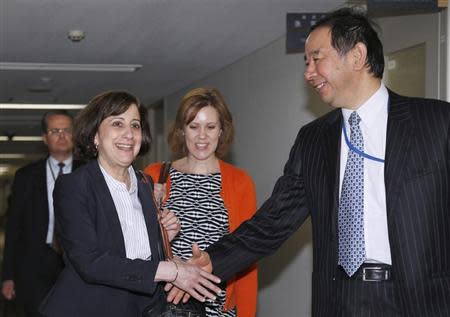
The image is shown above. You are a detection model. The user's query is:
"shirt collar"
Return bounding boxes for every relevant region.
[48,155,73,171]
[99,163,137,194]
[342,83,388,130]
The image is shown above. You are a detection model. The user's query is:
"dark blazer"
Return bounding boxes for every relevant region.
[2,158,82,313]
[40,160,166,317]
[207,91,450,317]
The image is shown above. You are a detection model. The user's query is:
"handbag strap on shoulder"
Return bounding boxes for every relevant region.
[138,169,173,260]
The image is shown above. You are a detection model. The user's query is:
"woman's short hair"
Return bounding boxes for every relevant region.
[74,90,152,161]
[168,87,234,159]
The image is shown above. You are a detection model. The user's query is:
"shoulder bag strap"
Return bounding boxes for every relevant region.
[138,167,173,260]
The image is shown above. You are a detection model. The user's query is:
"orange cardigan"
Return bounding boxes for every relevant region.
[145,160,258,317]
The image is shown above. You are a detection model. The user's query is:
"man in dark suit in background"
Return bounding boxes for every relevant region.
[1,110,81,317]
[191,8,450,317]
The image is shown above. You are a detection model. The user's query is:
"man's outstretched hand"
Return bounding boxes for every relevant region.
[190,243,212,273]
[165,243,214,304]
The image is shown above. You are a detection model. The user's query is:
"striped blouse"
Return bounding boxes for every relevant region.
[99,164,152,260]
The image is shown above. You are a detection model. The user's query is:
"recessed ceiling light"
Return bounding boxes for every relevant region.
[0,62,142,72]
[40,77,53,83]
[0,103,85,110]
[68,29,86,42]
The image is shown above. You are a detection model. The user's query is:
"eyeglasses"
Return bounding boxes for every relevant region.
[47,128,73,136]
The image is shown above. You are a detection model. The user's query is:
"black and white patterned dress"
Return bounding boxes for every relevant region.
[163,168,236,317]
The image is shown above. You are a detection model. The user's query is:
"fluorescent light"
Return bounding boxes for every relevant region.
[0,136,42,142]
[0,154,26,159]
[0,165,10,175]
[0,103,85,110]
[0,62,142,72]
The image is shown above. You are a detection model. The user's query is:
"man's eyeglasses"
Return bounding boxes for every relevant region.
[47,128,73,136]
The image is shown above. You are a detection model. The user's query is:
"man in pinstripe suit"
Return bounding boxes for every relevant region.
[197,8,450,317]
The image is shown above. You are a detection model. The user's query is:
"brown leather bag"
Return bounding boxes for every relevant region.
[139,162,173,260]
[156,161,173,260]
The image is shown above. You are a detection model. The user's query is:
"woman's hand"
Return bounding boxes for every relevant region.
[160,209,181,242]
[153,183,166,207]
[171,258,221,303]
[165,243,212,304]
[155,258,221,303]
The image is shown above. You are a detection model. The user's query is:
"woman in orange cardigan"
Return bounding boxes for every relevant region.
[145,87,257,317]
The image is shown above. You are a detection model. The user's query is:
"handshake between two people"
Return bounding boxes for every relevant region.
[156,243,218,304]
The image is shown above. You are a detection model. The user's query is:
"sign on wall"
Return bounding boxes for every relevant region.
[286,13,326,53]
[368,0,439,16]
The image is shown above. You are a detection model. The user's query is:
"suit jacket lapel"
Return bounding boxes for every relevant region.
[35,159,48,205]
[88,161,127,255]
[384,91,414,272]
[35,159,50,235]
[321,110,342,244]
[385,91,414,220]
[137,179,163,261]
[384,91,414,215]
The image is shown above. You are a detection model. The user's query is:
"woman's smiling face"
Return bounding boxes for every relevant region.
[183,105,222,162]
[95,104,142,172]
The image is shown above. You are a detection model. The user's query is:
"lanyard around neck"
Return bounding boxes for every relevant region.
[341,121,385,163]
[47,160,58,182]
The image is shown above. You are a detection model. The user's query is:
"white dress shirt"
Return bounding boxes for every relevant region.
[99,164,152,260]
[339,83,392,265]
[46,156,73,244]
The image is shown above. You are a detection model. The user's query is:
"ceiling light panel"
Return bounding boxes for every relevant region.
[0,62,142,72]
[0,154,26,159]
[0,104,85,110]
[0,136,43,142]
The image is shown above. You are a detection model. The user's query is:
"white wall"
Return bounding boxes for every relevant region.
[159,11,444,317]
[376,12,446,99]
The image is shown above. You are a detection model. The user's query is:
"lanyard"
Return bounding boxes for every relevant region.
[47,159,58,182]
[342,122,385,163]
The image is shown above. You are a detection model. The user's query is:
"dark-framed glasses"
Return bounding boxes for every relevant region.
[47,128,73,136]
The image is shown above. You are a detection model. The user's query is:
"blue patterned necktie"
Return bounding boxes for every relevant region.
[338,111,365,276]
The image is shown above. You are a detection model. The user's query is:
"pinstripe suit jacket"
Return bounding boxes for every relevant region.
[207,90,450,316]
